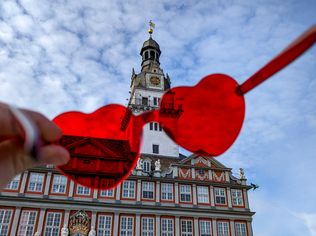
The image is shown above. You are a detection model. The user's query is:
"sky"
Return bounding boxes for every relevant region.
[0,0,316,235]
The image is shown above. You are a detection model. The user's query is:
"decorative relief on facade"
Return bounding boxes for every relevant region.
[195,169,209,181]
[178,168,191,179]
[212,171,226,182]
[193,157,211,168]
[69,210,91,236]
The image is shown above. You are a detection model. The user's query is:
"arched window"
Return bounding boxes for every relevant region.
[145,51,149,60]
[150,51,155,59]
[143,160,151,172]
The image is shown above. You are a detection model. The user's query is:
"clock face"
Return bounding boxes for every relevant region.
[150,76,160,86]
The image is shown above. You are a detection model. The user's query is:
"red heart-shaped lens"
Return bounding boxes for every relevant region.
[159,74,245,156]
[53,104,143,190]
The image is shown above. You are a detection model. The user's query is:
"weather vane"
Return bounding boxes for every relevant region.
[148,20,155,37]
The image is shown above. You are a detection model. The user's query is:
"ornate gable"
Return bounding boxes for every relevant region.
[59,135,139,189]
[177,154,230,182]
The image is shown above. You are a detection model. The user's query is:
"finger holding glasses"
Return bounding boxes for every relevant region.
[0,102,70,189]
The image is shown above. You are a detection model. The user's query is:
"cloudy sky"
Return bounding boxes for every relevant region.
[1,0,316,235]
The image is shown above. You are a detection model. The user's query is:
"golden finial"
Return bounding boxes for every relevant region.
[148,20,155,37]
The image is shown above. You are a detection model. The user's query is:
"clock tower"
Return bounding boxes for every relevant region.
[128,23,179,158]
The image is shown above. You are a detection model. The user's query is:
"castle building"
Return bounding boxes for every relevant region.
[0,26,254,236]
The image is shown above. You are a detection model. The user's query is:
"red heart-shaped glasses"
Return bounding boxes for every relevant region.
[53,25,316,190]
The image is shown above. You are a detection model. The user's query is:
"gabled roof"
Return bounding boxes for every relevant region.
[178,153,230,170]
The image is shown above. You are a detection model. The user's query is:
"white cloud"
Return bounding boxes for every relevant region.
[297,213,316,236]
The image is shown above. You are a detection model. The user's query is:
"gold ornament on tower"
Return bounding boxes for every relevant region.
[148,20,155,36]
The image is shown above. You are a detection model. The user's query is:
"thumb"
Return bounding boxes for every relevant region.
[0,140,69,189]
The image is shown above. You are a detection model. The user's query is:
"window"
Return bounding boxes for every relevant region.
[214,188,226,205]
[27,173,45,192]
[180,185,192,202]
[51,175,67,194]
[161,218,174,236]
[0,209,13,236]
[44,212,62,236]
[17,209,38,236]
[122,180,136,199]
[98,214,112,236]
[141,217,154,236]
[152,144,159,154]
[197,186,210,204]
[150,122,162,132]
[153,97,158,106]
[150,51,155,59]
[142,97,148,106]
[199,220,212,236]
[217,221,229,236]
[181,219,193,236]
[76,185,90,196]
[100,189,114,198]
[143,160,151,173]
[235,222,247,236]
[142,182,154,200]
[231,189,244,206]
[6,174,21,190]
[161,183,173,201]
[145,51,149,60]
[120,216,134,236]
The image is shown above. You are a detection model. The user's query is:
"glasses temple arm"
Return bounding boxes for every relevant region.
[237,24,316,95]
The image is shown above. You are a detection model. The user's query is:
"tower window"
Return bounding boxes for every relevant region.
[150,51,155,59]
[153,144,159,154]
[154,122,158,131]
[149,122,153,130]
[145,51,149,60]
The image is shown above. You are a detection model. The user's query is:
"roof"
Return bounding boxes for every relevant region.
[140,37,161,55]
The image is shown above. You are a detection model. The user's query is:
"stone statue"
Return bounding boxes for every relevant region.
[88,226,96,236]
[61,224,69,236]
[34,232,40,236]
[239,168,246,179]
[155,159,161,171]
[136,158,143,170]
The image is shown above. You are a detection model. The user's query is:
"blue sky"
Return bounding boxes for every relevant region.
[0,0,316,235]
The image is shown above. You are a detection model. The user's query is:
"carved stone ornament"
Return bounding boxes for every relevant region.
[88,226,96,236]
[61,224,69,236]
[155,159,161,171]
[69,210,91,236]
[136,158,143,170]
[239,168,246,179]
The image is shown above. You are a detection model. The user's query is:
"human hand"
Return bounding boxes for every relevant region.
[0,102,70,189]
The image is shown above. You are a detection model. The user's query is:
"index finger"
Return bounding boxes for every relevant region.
[0,102,62,142]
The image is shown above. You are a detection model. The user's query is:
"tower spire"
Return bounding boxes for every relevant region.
[148,20,155,38]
